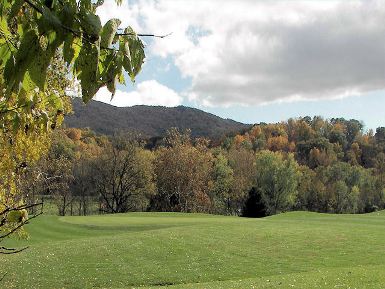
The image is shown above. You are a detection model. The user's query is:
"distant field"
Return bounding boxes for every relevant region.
[2,211,385,289]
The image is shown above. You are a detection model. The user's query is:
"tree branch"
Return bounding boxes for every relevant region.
[0,272,8,282]
[0,246,29,254]
[0,202,43,217]
[0,211,43,240]
[117,32,173,39]
[0,103,28,115]
[24,0,82,38]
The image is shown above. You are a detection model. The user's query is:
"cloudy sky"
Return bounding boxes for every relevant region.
[95,0,385,130]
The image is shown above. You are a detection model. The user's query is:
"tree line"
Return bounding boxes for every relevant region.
[21,117,385,217]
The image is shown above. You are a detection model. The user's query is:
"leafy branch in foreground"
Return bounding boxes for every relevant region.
[0,0,155,257]
[0,202,43,254]
[1,0,146,104]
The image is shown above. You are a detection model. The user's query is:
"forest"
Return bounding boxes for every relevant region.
[22,116,385,217]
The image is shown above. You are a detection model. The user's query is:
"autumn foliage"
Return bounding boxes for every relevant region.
[30,116,385,218]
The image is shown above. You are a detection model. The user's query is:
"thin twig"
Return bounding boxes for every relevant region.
[138,32,172,38]
[0,104,28,115]
[0,246,29,254]
[117,32,173,39]
[0,272,8,282]
[0,211,43,240]
[0,202,43,216]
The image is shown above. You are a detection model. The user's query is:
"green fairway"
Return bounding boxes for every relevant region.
[2,211,385,289]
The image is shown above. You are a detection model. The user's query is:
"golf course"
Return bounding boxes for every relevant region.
[2,211,385,289]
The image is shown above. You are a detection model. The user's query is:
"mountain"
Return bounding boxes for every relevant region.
[64,98,251,140]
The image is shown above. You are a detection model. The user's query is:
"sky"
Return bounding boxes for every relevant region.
[94,0,385,131]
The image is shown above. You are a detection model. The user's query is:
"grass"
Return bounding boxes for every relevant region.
[2,211,385,288]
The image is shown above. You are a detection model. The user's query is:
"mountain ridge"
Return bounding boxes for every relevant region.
[64,98,251,139]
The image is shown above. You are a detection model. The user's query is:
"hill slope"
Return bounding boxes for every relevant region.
[3,211,385,288]
[64,98,250,139]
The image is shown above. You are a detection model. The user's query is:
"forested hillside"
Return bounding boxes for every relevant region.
[65,98,250,139]
[23,116,385,217]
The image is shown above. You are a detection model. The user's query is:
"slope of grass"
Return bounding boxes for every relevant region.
[2,211,385,288]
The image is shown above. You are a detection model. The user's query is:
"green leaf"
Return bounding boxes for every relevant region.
[79,12,102,41]
[29,46,51,90]
[100,18,121,48]
[118,71,125,85]
[59,2,76,30]
[37,7,62,34]
[0,43,11,65]
[63,33,75,64]
[9,0,24,19]
[128,38,145,80]
[106,79,116,97]
[29,30,61,90]
[98,49,115,78]
[9,29,40,91]
[42,7,62,29]
[21,71,36,93]
[120,26,145,82]
[4,54,15,85]
[66,36,82,67]
[119,35,132,75]
[0,1,12,18]
[0,17,11,35]
[79,0,92,12]
[76,40,100,103]
[47,93,63,111]
[16,86,32,107]
[0,18,13,65]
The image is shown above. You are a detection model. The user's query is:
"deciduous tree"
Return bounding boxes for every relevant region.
[153,129,213,212]
[92,139,155,213]
[211,152,234,214]
[254,151,300,215]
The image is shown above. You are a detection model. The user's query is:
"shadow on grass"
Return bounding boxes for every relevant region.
[67,222,197,233]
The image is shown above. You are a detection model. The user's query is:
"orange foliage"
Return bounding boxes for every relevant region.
[333,122,346,133]
[263,123,287,138]
[193,191,212,213]
[249,126,262,138]
[267,136,290,152]
[234,134,246,148]
[66,128,82,141]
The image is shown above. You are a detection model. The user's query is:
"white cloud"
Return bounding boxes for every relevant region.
[98,0,385,106]
[94,80,183,107]
[96,0,142,29]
